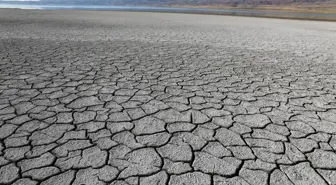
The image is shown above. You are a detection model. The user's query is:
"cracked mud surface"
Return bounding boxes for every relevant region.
[1,9,336,185]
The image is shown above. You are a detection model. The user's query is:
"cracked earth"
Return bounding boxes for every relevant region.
[1,9,336,185]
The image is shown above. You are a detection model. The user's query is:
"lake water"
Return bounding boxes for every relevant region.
[1,3,336,19]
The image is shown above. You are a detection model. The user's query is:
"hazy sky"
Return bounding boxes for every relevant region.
[0,0,41,1]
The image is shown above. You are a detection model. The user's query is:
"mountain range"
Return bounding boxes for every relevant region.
[3,0,336,12]
[33,0,336,6]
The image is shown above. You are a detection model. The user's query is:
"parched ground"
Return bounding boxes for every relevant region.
[1,9,336,185]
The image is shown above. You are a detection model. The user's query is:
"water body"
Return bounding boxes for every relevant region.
[1,2,336,19]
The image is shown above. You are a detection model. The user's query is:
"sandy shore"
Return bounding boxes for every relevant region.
[1,9,336,185]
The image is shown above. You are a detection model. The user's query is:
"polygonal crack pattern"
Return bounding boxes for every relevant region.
[1,9,336,185]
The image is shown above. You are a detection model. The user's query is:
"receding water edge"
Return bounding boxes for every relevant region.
[1,3,336,20]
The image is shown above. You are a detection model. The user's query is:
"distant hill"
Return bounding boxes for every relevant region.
[38,0,336,6]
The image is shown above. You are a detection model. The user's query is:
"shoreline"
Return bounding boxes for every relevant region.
[107,7,336,22]
[167,5,336,14]
[0,6,336,22]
